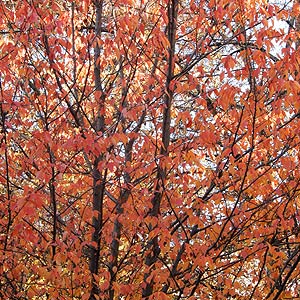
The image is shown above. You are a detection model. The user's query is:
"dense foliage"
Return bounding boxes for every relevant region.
[1,0,300,299]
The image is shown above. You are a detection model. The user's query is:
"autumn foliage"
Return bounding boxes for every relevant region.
[2,0,300,299]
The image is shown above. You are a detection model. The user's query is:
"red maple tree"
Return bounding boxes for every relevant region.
[1,0,300,299]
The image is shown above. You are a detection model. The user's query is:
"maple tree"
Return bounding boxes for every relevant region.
[1,0,300,299]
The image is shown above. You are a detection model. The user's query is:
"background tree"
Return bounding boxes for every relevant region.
[1,0,300,299]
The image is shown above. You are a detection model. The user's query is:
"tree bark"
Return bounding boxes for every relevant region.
[142,0,178,297]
